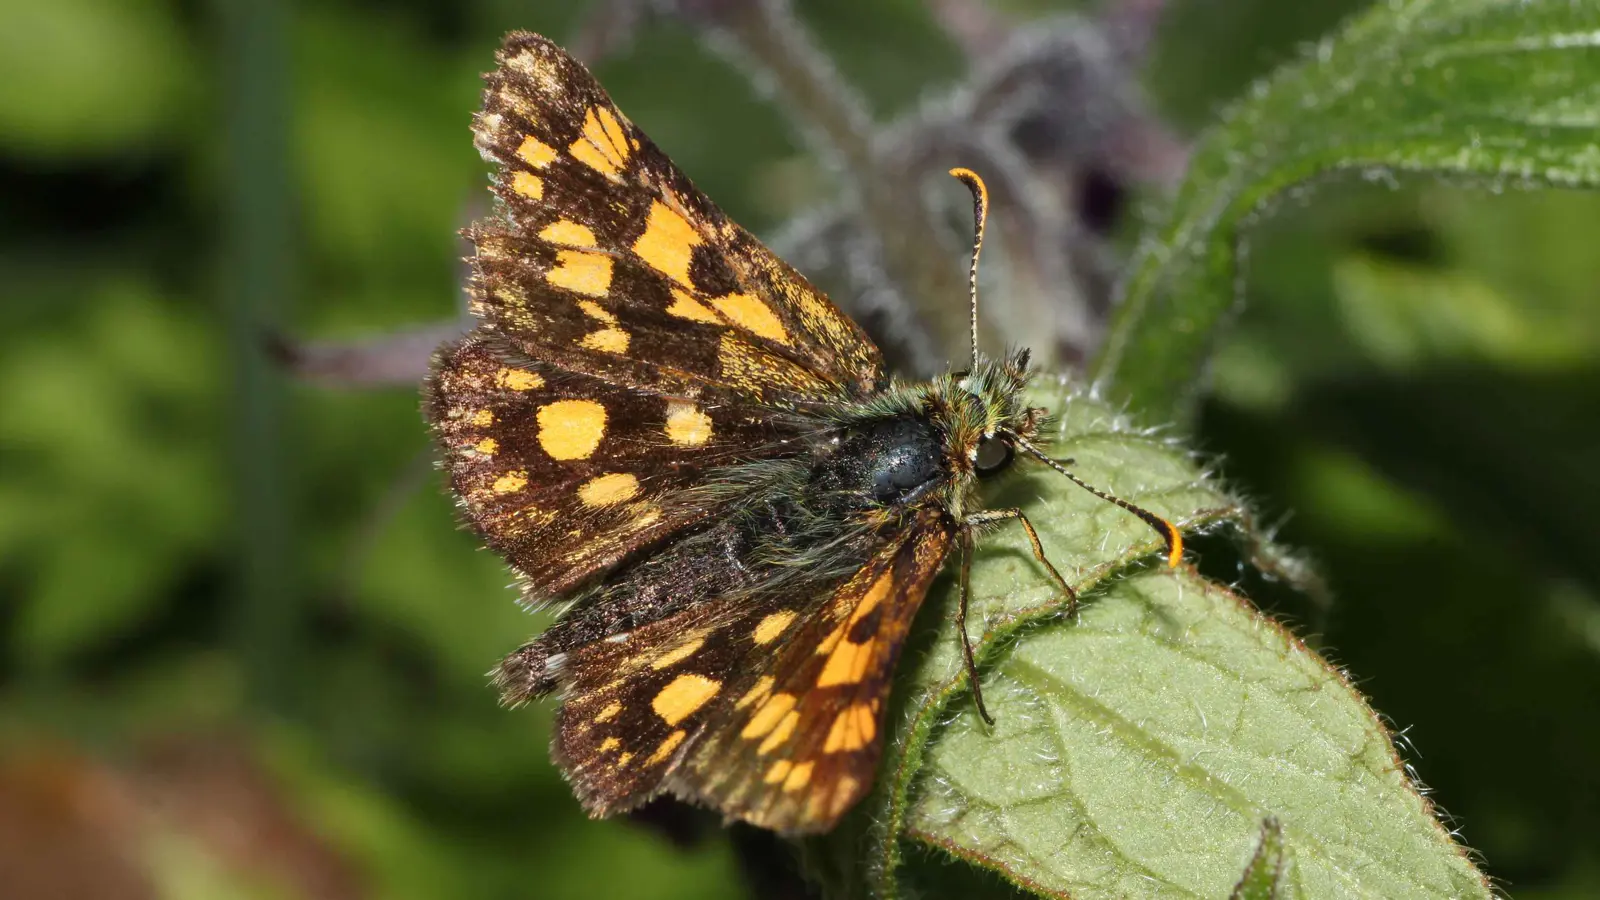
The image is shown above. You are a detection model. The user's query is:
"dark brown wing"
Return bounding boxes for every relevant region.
[469,31,884,406]
[428,333,791,599]
[548,508,955,834]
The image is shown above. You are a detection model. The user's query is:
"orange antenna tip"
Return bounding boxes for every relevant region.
[1163,521,1184,567]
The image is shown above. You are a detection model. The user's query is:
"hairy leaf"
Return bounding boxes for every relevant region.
[1093,0,1600,423]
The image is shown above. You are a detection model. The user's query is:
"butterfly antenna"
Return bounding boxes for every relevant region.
[1014,436,1185,567]
[949,167,988,369]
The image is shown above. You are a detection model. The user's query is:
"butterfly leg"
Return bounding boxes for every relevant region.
[956,529,995,726]
[964,507,1078,618]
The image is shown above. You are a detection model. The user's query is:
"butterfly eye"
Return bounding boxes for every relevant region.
[973,435,1013,475]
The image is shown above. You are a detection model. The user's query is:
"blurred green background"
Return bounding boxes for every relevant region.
[2,0,1597,897]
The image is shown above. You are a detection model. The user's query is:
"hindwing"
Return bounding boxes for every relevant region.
[547,508,955,834]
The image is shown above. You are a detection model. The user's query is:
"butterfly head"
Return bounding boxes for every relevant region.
[950,349,1040,476]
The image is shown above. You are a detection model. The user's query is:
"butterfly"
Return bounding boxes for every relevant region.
[425,31,1181,835]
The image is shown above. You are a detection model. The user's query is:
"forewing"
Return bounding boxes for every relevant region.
[427,333,788,599]
[470,31,884,406]
[548,509,954,834]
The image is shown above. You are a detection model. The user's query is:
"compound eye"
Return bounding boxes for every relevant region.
[973,435,1013,475]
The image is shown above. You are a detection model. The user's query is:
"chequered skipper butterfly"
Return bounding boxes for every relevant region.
[426,32,1181,834]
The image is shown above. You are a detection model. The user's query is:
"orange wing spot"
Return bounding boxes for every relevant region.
[651,636,704,670]
[763,760,793,785]
[815,571,893,684]
[516,135,559,168]
[828,775,862,821]
[546,250,613,297]
[751,610,796,645]
[757,709,799,755]
[576,300,617,323]
[740,692,797,740]
[823,702,877,753]
[815,569,892,655]
[633,200,702,287]
[494,367,544,391]
[473,438,498,456]
[645,729,687,766]
[569,106,631,180]
[578,472,640,507]
[511,171,544,200]
[569,139,618,179]
[579,327,630,354]
[535,399,607,460]
[492,470,529,494]
[735,676,774,710]
[595,106,630,162]
[852,570,893,624]
[594,701,622,723]
[816,636,873,687]
[599,736,620,753]
[539,219,597,247]
[711,293,790,345]
[664,400,713,447]
[665,289,720,324]
[652,673,721,726]
[781,760,814,793]
[471,409,494,427]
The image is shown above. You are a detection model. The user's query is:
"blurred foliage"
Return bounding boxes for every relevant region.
[1,0,1598,898]
[1098,0,1600,422]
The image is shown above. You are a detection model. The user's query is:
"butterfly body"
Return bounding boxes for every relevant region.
[427,32,1176,834]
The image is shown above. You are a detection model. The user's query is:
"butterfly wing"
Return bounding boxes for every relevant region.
[549,508,955,834]
[428,333,796,599]
[431,32,893,600]
[469,32,884,407]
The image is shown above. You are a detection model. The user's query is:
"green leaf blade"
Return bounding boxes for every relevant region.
[908,569,1487,899]
[855,382,1488,899]
[1093,0,1600,423]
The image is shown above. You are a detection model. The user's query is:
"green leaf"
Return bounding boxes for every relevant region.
[841,382,1487,899]
[1092,0,1600,424]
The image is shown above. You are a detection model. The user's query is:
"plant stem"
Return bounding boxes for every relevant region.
[216,0,297,711]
